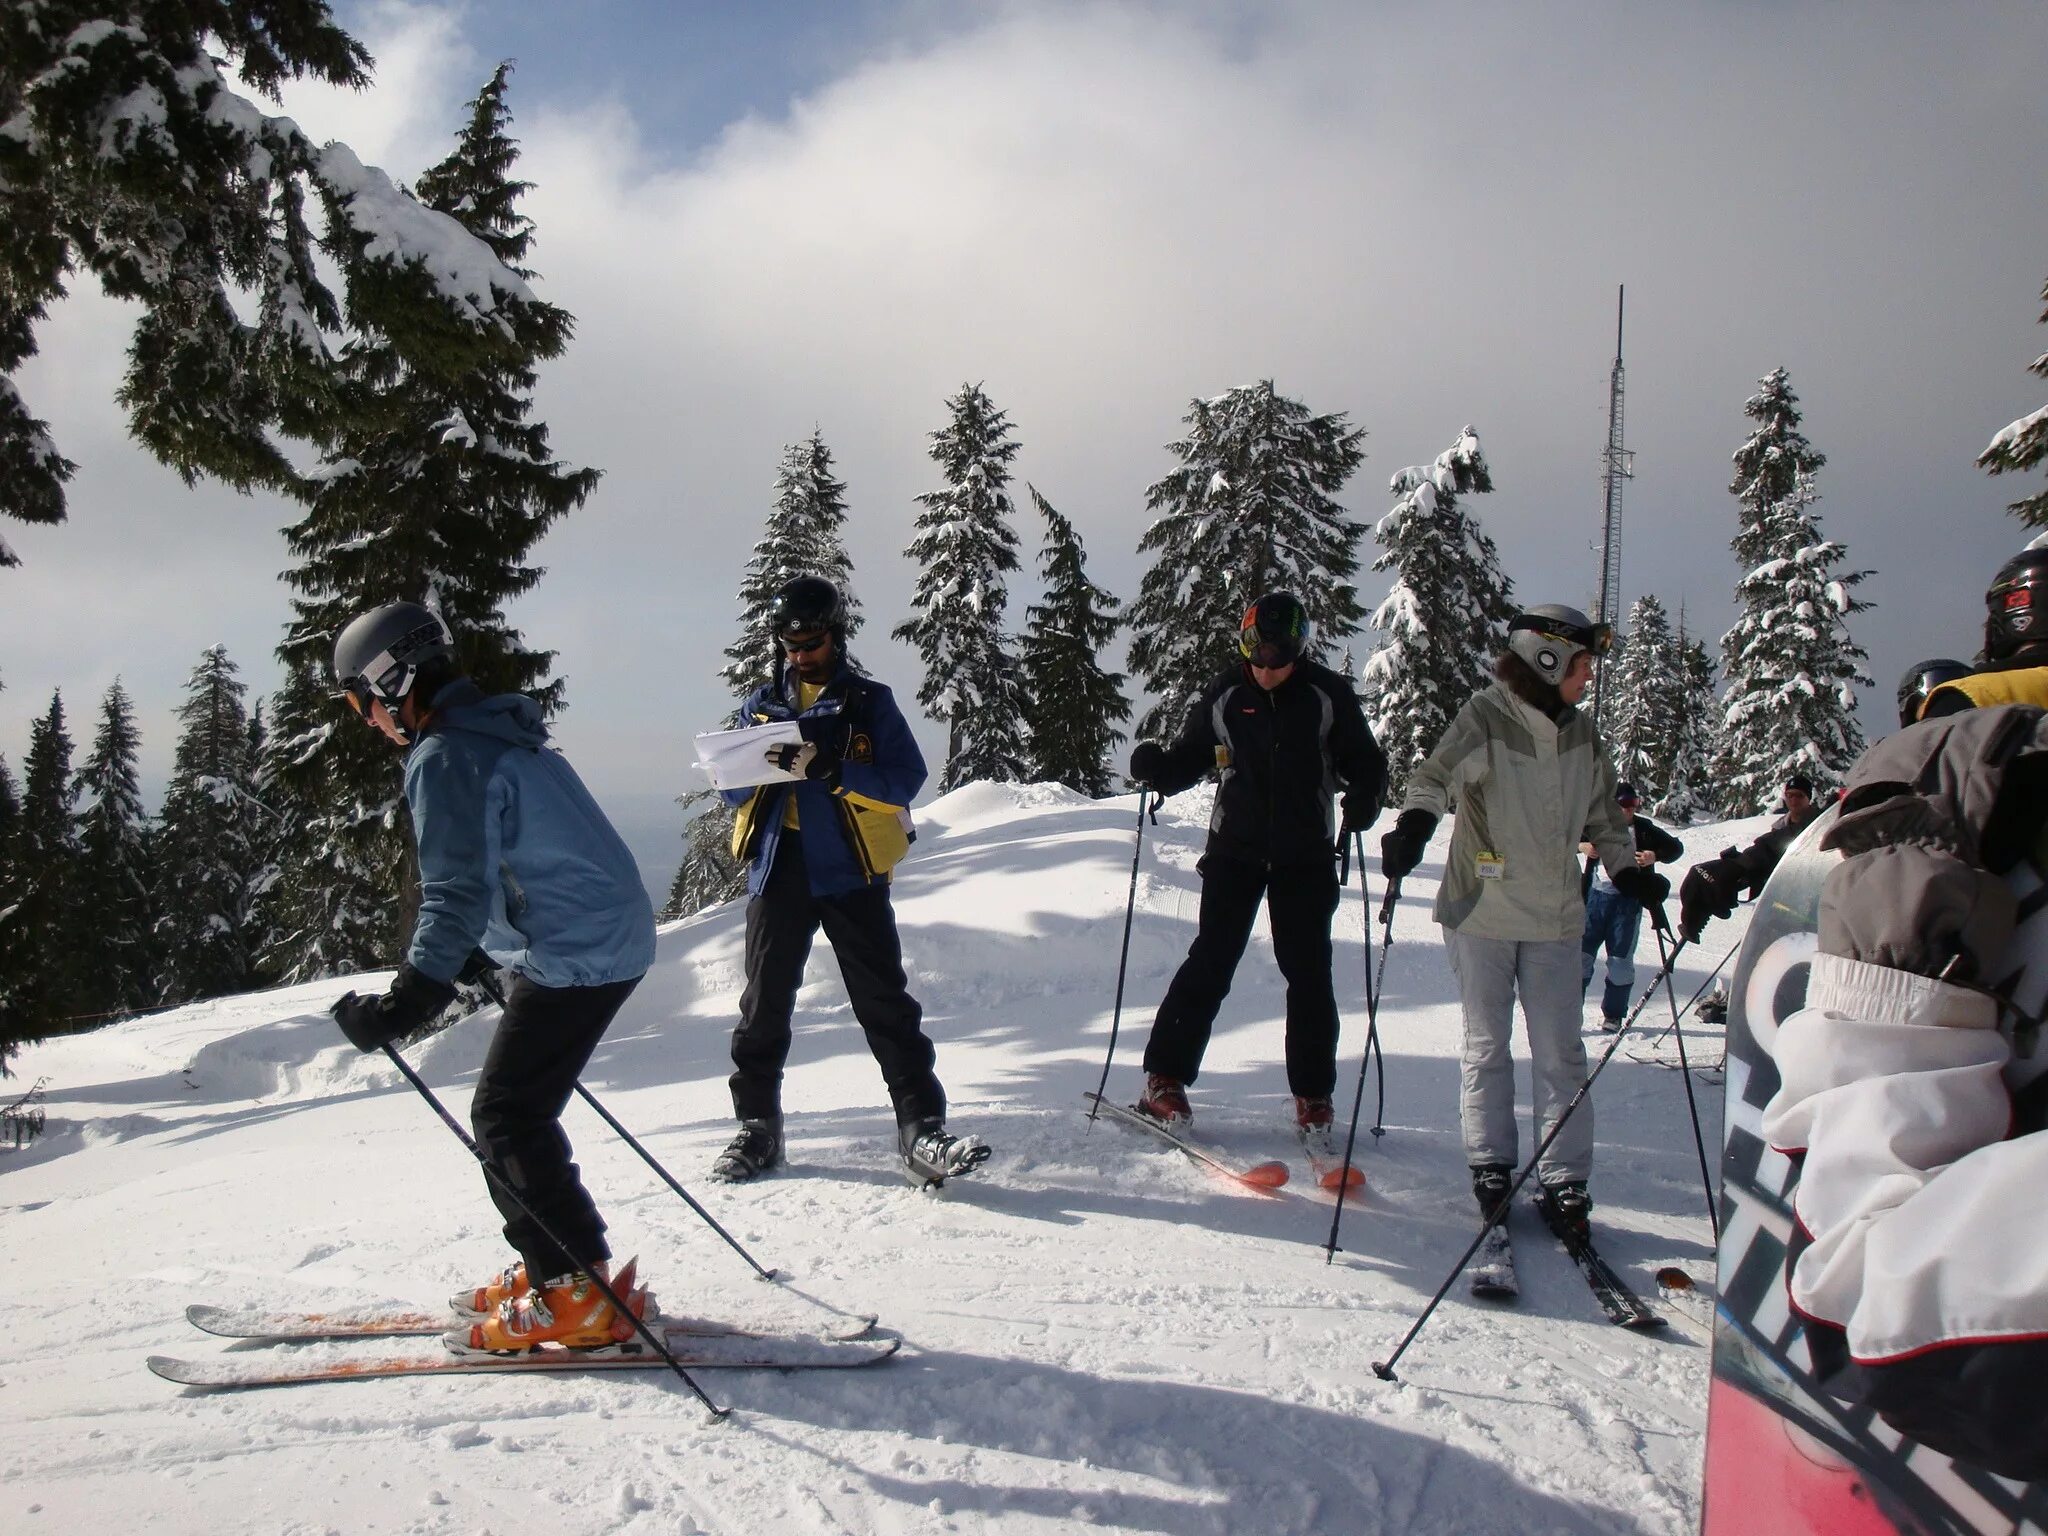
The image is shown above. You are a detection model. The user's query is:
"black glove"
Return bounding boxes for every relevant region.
[457,947,499,985]
[1678,853,1745,942]
[766,739,840,780]
[1129,742,1166,788]
[330,963,458,1053]
[1380,808,1437,882]
[1341,790,1381,833]
[1610,865,1672,930]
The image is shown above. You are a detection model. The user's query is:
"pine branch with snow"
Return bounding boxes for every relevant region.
[721,431,862,698]
[1977,268,2048,530]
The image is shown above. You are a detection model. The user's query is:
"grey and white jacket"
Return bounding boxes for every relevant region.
[1402,682,1636,941]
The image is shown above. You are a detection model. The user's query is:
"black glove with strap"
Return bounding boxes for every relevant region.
[1129,741,1167,790]
[766,739,839,781]
[1341,789,1381,833]
[1380,808,1437,882]
[1610,865,1672,931]
[331,963,458,1053]
[1678,853,1745,942]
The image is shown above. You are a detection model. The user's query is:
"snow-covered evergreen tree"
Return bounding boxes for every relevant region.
[1978,266,2048,530]
[659,790,747,921]
[71,681,155,1022]
[154,647,266,1007]
[1019,486,1129,796]
[0,6,547,556]
[1603,594,1681,800]
[8,693,82,1049]
[1360,428,1514,800]
[893,383,1031,790]
[1657,622,1720,822]
[721,432,862,696]
[1729,368,1826,568]
[1716,470,1873,811]
[1127,382,1367,741]
[265,64,596,979]
[0,753,23,1071]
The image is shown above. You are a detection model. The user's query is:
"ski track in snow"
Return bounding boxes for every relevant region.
[1,783,1760,1535]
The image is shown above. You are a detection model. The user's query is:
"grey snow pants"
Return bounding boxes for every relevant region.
[1443,926,1592,1185]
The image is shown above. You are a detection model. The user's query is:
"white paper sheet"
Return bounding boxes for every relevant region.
[694,719,806,790]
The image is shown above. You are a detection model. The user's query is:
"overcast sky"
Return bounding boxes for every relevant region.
[6,0,2046,896]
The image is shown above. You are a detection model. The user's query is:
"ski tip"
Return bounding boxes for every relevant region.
[1318,1167,1366,1193]
[1243,1161,1291,1189]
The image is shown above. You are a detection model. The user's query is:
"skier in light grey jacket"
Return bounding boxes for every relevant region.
[1379,604,1670,1239]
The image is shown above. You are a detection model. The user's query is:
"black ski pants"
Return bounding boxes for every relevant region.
[1143,852,1343,1099]
[730,831,945,1128]
[470,972,639,1282]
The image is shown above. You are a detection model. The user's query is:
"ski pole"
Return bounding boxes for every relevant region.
[462,963,785,1285]
[1630,923,1745,1053]
[1088,788,1160,1124]
[1325,831,1393,1263]
[1651,922,1720,1240]
[1371,935,1691,1384]
[380,1043,729,1421]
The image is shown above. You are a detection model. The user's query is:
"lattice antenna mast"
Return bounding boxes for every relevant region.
[1590,286,1633,725]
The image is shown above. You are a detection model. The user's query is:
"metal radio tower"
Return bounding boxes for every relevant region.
[1590,286,1633,725]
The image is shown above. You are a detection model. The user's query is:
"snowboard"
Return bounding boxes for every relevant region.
[1704,807,2048,1534]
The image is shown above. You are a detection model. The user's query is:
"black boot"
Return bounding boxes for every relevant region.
[899,1116,991,1186]
[711,1116,783,1183]
[1538,1179,1592,1244]
[1471,1163,1512,1223]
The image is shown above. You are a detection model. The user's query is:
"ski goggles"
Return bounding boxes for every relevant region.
[1238,616,1307,668]
[1507,613,1613,657]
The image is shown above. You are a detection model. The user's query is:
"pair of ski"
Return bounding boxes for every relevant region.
[1083,1092,1363,1194]
[149,1301,897,1390]
[1468,1196,1666,1330]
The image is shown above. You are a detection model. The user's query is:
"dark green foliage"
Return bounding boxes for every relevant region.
[0,753,24,1071]
[660,790,746,922]
[1019,487,1129,797]
[0,3,538,549]
[72,680,155,1021]
[154,647,268,1006]
[264,64,595,980]
[721,431,861,697]
[893,383,1031,790]
[1127,382,1366,743]
[6,693,83,1055]
[1977,268,2048,529]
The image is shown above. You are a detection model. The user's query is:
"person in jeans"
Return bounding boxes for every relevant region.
[1579,782,1685,1028]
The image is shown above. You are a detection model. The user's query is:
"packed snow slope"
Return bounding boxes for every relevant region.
[3,782,1758,1536]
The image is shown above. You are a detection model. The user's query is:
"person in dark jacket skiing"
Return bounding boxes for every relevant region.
[1578,782,1685,1028]
[712,576,989,1189]
[1125,592,1388,1157]
[326,601,657,1355]
[1679,774,1824,943]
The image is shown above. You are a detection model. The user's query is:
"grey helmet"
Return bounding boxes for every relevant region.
[332,601,456,709]
[1506,603,1613,686]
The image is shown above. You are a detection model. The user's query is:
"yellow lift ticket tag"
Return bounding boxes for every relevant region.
[1474,852,1505,881]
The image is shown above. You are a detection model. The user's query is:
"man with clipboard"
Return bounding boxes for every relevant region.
[712,577,990,1188]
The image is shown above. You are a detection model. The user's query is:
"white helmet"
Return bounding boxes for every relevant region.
[1506,604,1612,686]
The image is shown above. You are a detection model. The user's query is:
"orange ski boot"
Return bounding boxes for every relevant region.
[450,1259,527,1319]
[446,1259,646,1355]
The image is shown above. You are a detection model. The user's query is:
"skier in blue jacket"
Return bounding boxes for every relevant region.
[713,576,989,1188]
[327,601,656,1356]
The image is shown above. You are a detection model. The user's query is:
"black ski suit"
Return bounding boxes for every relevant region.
[1139,660,1387,1098]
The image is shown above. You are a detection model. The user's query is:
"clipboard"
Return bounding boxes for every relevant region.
[694,719,805,790]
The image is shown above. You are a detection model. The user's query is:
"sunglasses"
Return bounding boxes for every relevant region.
[782,632,831,655]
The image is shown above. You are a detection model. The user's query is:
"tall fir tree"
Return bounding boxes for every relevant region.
[154,647,266,1006]
[9,693,82,1052]
[659,789,747,921]
[1728,368,1826,568]
[1978,265,2048,530]
[1603,594,1682,801]
[71,681,155,1022]
[720,431,862,696]
[1360,428,1514,800]
[1127,381,1367,741]
[0,4,549,556]
[893,383,1032,790]
[1018,486,1129,796]
[264,64,598,979]
[1716,470,1874,811]
[0,752,22,1071]
[1657,620,1720,822]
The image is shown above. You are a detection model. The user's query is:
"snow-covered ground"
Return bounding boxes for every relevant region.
[2,784,1759,1535]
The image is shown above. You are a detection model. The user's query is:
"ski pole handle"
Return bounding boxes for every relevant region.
[1378,878,1401,927]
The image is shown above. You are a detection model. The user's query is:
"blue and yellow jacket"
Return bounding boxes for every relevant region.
[721,662,926,898]
[404,680,656,988]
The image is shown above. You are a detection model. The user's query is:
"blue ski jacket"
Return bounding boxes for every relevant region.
[721,662,925,899]
[403,680,656,988]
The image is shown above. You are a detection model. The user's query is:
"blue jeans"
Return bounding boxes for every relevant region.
[1580,886,1642,1022]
